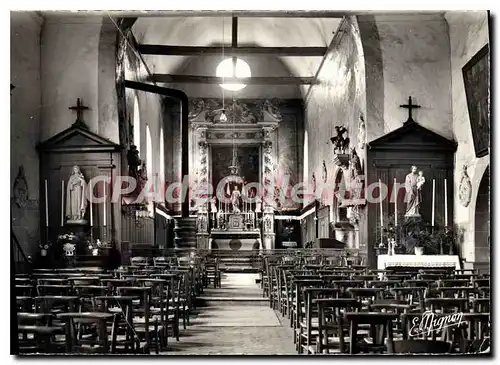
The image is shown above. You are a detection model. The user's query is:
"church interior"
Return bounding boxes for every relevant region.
[11,10,490,355]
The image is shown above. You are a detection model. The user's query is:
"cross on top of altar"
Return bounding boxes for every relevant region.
[400,96,421,123]
[69,98,90,122]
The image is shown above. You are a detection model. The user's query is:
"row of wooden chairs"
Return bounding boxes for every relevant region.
[263,258,490,355]
[15,254,212,355]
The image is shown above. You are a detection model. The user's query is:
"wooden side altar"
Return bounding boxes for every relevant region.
[366,116,457,268]
[37,108,121,267]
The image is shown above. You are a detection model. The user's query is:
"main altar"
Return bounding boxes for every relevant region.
[189,98,285,251]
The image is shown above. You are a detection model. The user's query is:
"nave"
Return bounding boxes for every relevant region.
[15,250,490,355]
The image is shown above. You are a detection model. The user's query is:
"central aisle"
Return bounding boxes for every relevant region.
[162,273,296,355]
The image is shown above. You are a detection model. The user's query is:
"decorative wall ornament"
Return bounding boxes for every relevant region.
[13,166,29,208]
[322,160,327,183]
[188,98,283,124]
[357,114,366,150]
[311,173,317,195]
[459,164,472,207]
[260,99,282,120]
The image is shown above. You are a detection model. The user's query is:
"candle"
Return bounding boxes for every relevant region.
[444,179,448,227]
[61,180,64,227]
[394,178,398,227]
[103,181,107,227]
[432,179,436,227]
[89,182,93,227]
[379,179,383,228]
[45,180,49,227]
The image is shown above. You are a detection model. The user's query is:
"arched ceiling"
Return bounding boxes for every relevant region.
[132,17,343,98]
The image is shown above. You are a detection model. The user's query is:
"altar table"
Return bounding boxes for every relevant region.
[377,254,461,271]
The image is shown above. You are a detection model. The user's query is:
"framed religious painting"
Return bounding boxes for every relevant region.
[462,44,490,158]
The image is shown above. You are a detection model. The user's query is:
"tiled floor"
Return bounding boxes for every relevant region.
[161,273,296,355]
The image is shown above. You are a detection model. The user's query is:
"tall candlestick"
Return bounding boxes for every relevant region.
[45,180,49,227]
[103,182,107,227]
[444,179,448,227]
[61,180,64,227]
[89,183,93,227]
[379,179,383,228]
[394,178,398,227]
[432,179,436,227]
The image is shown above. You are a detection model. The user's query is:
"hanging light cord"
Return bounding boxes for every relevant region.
[222,17,225,112]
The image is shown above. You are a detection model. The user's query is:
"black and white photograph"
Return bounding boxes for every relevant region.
[9,5,491,357]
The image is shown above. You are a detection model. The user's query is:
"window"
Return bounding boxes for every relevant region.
[133,96,141,152]
[160,127,165,183]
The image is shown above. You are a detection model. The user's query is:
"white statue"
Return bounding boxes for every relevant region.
[66,165,88,224]
[405,166,423,217]
[210,196,217,213]
[255,196,262,213]
[231,186,241,213]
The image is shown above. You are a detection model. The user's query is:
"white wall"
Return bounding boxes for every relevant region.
[445,11,490,264]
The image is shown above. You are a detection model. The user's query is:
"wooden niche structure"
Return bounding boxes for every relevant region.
[366,119,457,268]
[37,119,121,256]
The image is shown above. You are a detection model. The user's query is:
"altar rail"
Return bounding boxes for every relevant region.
[128,246,364,269]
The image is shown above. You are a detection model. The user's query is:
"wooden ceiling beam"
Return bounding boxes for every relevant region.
[94,11,346,18]
[138,44,327,56]
[150,74,318,85]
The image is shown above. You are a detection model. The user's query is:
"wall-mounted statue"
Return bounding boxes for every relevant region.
[330,125,350,154]
[127,145,141,179]
[322,160,327,183]
[459,164,472,207]
[13,166,29,208]
[358,114,366,150]
[66,165,88,224]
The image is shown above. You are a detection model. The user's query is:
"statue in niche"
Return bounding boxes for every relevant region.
[264,214,273,232]
[66,165,88,224]
[330,125,350,154]
[404,165,423,217]
[231,186,242,213]
[459,164,472,207]
[13,166,29,208]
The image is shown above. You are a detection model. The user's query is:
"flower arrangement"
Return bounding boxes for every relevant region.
[38,241,52,256]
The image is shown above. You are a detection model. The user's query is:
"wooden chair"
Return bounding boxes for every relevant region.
[298,287,340,354]
[56,312,119,354]
[345,312,399,354]
[94,295,140,353]
[312,298,362,354]
[116,286,160,353]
